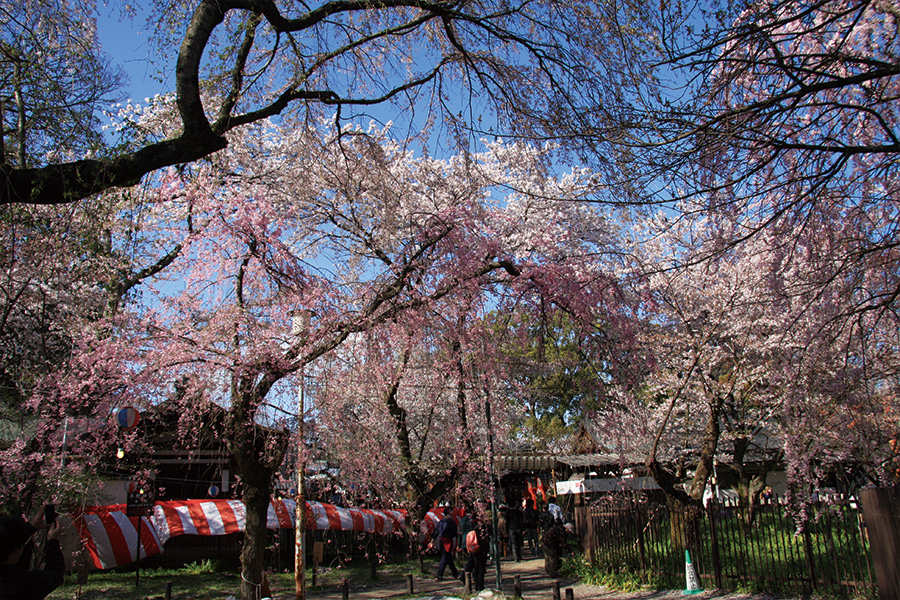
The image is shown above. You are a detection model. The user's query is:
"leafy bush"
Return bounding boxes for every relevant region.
[181,559,219,574]
[565,553,665,592]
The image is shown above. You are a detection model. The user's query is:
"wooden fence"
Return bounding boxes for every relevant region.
[574,495,876,598]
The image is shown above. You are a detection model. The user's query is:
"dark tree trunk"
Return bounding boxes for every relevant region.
[240,481,273,600]
[666,494,702,552]
[729,436,769,528]
[226,375,288,600]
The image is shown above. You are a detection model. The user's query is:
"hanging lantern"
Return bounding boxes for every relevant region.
[208,485,220,497]
[116,406,140,429]
[125,481,138,494]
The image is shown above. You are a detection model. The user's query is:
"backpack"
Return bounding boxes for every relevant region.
[465,529,480,553]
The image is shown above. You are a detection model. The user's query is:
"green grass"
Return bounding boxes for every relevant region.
[566,553,663,592]
[47,555,431,600]
[580,503,875,598]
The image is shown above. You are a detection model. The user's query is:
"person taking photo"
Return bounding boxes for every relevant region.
[0,504,65,600]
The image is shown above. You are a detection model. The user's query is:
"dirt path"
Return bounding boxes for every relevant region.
[300,556,785,600]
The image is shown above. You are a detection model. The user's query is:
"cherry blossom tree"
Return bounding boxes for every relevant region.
[1,0,659,206]
[0,0,124,168]
[627,0,900,320]
[0,195,145,514]
[602,207,900,535]
[312,308,503,517]
[567,0,900,527]
[97,103,623,597]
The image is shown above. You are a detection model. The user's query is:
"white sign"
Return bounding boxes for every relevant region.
[555,476,660,495]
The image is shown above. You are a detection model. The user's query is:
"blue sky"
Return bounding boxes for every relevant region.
[97,10,172,103]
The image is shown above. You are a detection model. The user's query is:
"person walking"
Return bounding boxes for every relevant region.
[541,521,573,578]
[433,507,459,581]
[496,504,509,558]
[456,507,473,561]
[522,499,540,556]
[547,495,564,523]
[506,500,524,562]
[0,505,65,600]
[461,516,490,591]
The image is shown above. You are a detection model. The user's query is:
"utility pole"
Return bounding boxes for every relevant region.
[292,310,313,600]
[484,388,502,588]
[295,372,306,600]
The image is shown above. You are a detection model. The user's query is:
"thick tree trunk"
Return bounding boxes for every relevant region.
[647,393,722,552]
[735,474,766,528]
[226,378,288,600]
[687,395,722,500]
[240,482,272,600]
[729,436,768,528]
[666,494,702,552]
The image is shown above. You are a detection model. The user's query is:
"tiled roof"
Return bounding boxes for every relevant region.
[495,455,558,471]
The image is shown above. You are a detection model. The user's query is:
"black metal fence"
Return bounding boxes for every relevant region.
[574,495,876,598]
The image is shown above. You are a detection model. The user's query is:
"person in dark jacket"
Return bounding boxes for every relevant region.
[541,521,573,577]
[461,517,490,591]
[522,499,540,556]
[0,508,65,600]
[505,501,524,561]
[496,504,509,557]
[433,507,459,580]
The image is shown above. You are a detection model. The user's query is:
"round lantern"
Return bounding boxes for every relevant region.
[208,485,220,497]
[116,406,140,429]
[125,481,138,494]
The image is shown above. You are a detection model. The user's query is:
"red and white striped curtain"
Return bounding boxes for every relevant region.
[73,499,410,570]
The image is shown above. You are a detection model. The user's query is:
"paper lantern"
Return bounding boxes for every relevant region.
[208,485,220,497]
[116,406,140,429]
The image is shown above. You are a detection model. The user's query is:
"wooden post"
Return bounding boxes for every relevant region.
[552,580,561,600]
[165,581,173,600]
[341,578,349,600]
[514,574,522,597]
[312,540,323,588]
[565,588,575,600]
[76,560,89,585]
[406,574,414,595]
[134,517,141,587]
[861,488,900,600]
[465,572,472,593]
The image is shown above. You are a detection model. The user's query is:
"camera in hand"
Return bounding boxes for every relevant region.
[44,504,57,525]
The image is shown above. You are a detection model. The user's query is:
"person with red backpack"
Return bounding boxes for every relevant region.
[433,507,459,581]
[461,515,490,591]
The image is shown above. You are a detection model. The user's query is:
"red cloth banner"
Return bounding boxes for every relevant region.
[72,504,164,570]
[537,478,547,502]
[73,499,409,570]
